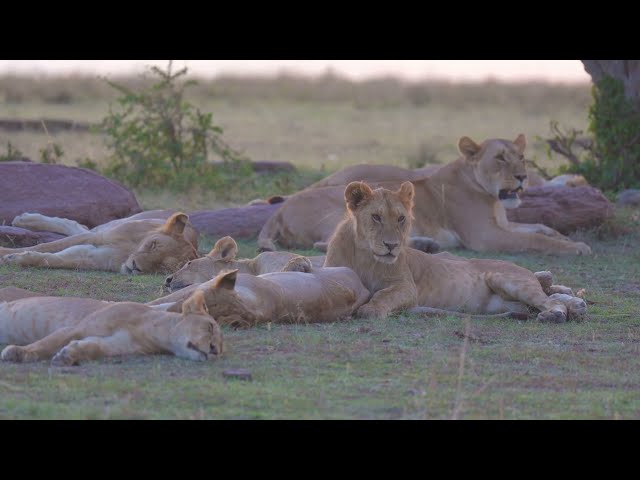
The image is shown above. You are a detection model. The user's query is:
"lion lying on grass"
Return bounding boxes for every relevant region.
[258,135,591,255]
[0,211,199,274]
[165,236,326,291]
[149,263,370,328]
[0,290,222,365]
[323,180,587,322]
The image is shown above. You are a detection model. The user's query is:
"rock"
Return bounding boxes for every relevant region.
[210,160,296,174]
[222,369,253,381]
[507,186,615,235]
[250,161,297,174]
[189,203,283,240]
[0,225,65,247]
[617,189,640,207]
[0,162,142,229]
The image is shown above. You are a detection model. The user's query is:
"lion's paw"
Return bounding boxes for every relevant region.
[51,347,79,367]
[1,345,36,363]
[537,308,567,324]
[282,256,312,273]
[356,303,388,320]
[409,237,441,254]
[575,242,592,256]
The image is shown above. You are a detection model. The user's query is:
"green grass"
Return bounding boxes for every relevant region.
[1,214,639,419]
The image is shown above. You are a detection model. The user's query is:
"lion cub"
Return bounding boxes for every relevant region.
[323,181,586,323]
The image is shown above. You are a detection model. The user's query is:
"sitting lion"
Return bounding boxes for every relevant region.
[165,236,326,291]
[323,181,587,322]
[258,135,591,255]
[0,290,222,365]
[149,265,370,328]
[0,211,199,274]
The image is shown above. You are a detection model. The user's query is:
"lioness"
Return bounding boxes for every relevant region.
[0,290,222,365]
[323,181,587,322]
[149,266,370,328]
[0,212,199,274]
[258,135,591,255]
[165,236,326,291]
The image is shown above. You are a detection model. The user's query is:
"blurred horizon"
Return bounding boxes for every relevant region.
[0,60,590,83]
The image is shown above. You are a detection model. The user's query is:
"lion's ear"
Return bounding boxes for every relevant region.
[213,269,239,290]
[345,182,373,211]
[397,181,415,208]
[161,213,189,236]
[458,136,481,159]
[513,133,527,153]
[182,290,209,315]
[208,236,238,262]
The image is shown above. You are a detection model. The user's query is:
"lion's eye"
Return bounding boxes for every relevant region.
[372,214,382,223]
[496,153,506,162]
[398,215,405,223]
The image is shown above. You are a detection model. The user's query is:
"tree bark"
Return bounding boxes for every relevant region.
[582,60,640,105]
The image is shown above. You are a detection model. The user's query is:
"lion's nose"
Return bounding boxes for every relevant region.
[383,241,398,251]
[164,275,173,287]
[210,344,219,355]
[514,174,527,182]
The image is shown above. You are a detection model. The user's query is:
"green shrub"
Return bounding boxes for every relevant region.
[566,76,640,190]
[0,142,24,162]
[98,61,249,189]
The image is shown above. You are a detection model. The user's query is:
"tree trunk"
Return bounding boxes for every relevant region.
[581,60,640,105]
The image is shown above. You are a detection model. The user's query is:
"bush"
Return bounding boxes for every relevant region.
[0,142,24,162]
[566,75,640,191]
[98,61,249,189]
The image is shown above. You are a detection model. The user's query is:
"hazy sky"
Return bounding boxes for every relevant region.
[0,60,590,82]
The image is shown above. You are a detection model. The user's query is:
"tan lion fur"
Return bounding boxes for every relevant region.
[323,180,587,322]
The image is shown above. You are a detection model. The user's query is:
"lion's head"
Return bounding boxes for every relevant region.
[458,134,529,209]
[169,290,224,361]
[164,236,238,291]
[344,181,414,265]
[198,269,258,328]
[121,213,199,275]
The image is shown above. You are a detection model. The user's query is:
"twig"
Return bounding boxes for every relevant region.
[451,318,470,420]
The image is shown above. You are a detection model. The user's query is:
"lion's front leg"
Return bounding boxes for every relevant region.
[2,246,119,271]
[470,229,591,256]
[508,222,570,240]
[51,333,135,366]
[1,327,83,363]
[357,282,417,319]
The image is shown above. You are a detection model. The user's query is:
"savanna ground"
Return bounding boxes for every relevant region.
[0,75,639,419]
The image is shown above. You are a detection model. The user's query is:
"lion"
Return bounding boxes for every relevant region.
[149,265,370,328]
[258,135,591,255]
[323,180,587,322]
[0,290,222,365]
[165,236,326,291]
[0,211,199,274]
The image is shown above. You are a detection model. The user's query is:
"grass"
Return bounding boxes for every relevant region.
[1,215,639,420]
[0,75,638,419]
